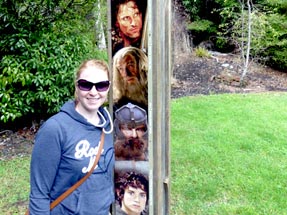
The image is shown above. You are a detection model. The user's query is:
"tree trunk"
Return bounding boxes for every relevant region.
[240,0,252,84]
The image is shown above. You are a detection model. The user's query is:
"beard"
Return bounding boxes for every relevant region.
[115,136,148,161]
[121,78,147,106]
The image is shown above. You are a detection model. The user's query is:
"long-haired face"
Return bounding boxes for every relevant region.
[113,47,148,105]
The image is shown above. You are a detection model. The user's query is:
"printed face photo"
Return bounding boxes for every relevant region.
[116,1,142,40]
[119,123,146,139]
[115,171,149,215]
[110,1,149,213]
[114,103,148,161]
[115,123,148,161]
[121,186,147,214]
[111,0,147,55]
[116,54,139,84]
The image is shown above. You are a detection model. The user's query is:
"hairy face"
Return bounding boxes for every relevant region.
[115,134,148,161]
[115,54,146,103]
[113,47,148,106]
[116,54,139,84]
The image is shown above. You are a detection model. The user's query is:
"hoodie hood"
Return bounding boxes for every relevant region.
[60,100,112,132]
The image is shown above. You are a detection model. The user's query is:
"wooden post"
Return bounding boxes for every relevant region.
[148,0,172,214]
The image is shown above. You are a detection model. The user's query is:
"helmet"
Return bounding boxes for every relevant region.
[114,103,148,137]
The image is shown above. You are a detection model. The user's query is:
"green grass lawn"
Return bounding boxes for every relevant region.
[0,157,30,214]
[171,93,287,214]
[1,92,287,214]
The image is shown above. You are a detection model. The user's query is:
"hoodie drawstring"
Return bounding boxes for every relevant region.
[102,107,114,134]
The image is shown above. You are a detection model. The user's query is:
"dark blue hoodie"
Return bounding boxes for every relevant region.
[29,101,114,215]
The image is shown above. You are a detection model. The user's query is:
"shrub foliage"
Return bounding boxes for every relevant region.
[0,0,107,123]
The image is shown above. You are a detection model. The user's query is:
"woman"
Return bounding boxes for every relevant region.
[28,60,114,215]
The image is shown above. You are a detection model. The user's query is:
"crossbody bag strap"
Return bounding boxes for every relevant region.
[50,131,105,209]
[25,131,105,215]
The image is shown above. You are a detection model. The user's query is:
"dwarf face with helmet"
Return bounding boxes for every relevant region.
[114,103,148,161]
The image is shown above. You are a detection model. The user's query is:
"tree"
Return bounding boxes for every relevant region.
[239,0,252,83]
[226,1,287,72]
[180,0,287,71]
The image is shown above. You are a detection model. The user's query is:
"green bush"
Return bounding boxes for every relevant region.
[0,0,108,123]
[262,46,287,71]
[0,31,100,123]
[194,47,211,58]
[186,20,217,34]
[186,19,217,45]
[257,13,287,70]
[182,0,202,20]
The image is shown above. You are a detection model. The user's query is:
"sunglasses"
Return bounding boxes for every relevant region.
[77,79,110,92]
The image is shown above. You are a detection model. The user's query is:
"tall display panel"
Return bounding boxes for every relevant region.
[107,0,171,214]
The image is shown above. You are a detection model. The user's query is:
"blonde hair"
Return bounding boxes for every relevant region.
[75,59,110,82]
